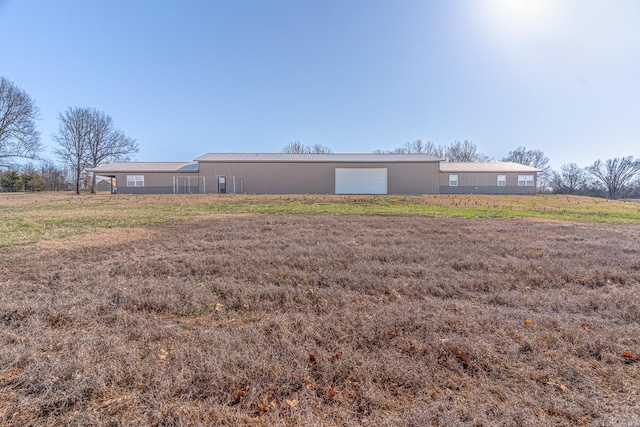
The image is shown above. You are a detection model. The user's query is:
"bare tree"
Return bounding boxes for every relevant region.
[281,141,332,154]
[629,175,640,198]
[282,141,305,153]
[383,139,489,160]
[84,108,137,193]
[0,76,42,166]
[502,146,550,190]
[54,108,92,194]
[38,160,70,191]
[502,146,550,168]
[308,143,332,154]
[586,156,640,199]
[550,163,589,194]
[444,140,491,162]
[54,107,137,194]
[389,139,444,157]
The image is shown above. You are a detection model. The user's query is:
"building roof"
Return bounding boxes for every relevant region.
[439,162,542,173]
[90,158,539,175]
[194,153,442,162]
[90,162,199,174]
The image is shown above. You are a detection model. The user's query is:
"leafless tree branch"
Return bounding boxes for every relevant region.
[0,76,42,164]
[586,156,640,199]
[281,141,332,153]
[54,107,137,194]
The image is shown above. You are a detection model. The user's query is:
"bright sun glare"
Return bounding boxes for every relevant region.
[475,0,564,46]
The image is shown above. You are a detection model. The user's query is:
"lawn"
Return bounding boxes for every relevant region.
[0,193,639,425]
[1,192,638,248]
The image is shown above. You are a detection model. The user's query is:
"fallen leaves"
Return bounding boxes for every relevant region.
[456,350,470,369]
[231,390,247,405]
[622,351,636,364]
[547,379,567,392]
[256,400,276,414]
[524,318,533,326]
[255,398,299,414]
[285,398,298,408]
[328,385,337,399]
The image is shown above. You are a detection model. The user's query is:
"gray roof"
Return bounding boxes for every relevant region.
[439,162,542,173]
[194,153,442,162]
[90,162,199,174]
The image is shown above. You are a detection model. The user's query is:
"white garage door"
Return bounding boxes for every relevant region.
[335,168,388,194]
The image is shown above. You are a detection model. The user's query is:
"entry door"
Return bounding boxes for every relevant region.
[218,176,227,194]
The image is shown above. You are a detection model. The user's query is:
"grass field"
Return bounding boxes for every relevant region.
[1,193,639,425]
[1,192,639,248]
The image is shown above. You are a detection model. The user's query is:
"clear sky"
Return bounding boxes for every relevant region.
[1,0,638,170]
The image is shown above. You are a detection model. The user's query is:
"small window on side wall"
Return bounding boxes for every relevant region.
[127,175,144,187]
[518,175,534,186]
[497,175,506,186]
[449,174,458,186]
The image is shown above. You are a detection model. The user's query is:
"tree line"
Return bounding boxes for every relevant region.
[2,75,639,199]
[385,140,640,199]
[0,161,73,192]
[0,76,138,194]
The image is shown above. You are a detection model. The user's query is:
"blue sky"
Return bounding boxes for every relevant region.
[1,0,638,170]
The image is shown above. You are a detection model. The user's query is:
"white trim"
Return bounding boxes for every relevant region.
[126,175,144,187]
[518,175,534,186]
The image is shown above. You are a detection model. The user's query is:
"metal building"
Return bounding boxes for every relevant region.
[195,153,441,195]
[439,162,539,194]
[90,162,199,194]
[90,153,540,195]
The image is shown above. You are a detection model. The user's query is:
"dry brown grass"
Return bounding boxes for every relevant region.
[1,214,639,426]
[2,192,640,248]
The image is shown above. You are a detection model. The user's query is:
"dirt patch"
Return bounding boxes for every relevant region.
[30,214,255,251]
[1,215,639,425]
[35,227,159,250]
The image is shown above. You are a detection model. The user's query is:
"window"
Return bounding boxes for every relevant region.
[449,174,458,186]
[127,175,144,187]
[518,175,534,186]
[497,175,506,186]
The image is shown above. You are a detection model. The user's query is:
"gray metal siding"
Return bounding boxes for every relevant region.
[98,161,538,195]
[439,186,537,194]
[198,162,440,194]
[111,172,199,194]
[439,172,537,194]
